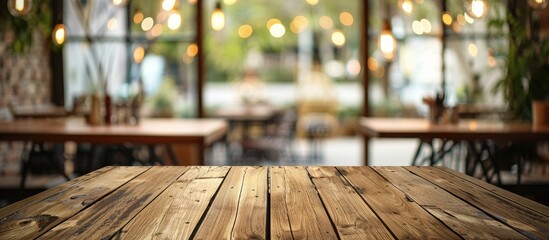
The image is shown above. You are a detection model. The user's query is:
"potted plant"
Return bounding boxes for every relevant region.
[491,3,549,122]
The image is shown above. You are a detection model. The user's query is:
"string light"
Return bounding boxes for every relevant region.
[465,0,489,19]
[269,23,286,38]
[238,24,253,38]
[528,0,548,9]
[339,12,353,26]
[167,13,182,30]
[7,0,32,17]
[331,30,346,47]
[52,24,66,46]
[378,20,397,60]
[211,2,225,31]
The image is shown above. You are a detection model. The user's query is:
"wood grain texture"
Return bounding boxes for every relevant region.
[0,167,145,240]
[1,166,547,239]
[269,167,293,240]
[374,166,524,239]
[37,167,187,239]
[194,167,248,239]
[0,166,115,220]
[338,166,460,239]
[438,166,549,217]
[307,167,394,240]
[232,166,268,239]
[270,166,338,239]
[408,166,549,240]
[118,166,228,240]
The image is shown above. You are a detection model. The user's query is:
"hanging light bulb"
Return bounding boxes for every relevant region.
[464,0,489,19]
[52,24,67,46]
[112,0,128,6]
[7,0,32,17]
[378,20,397,60]
[528,0,548,9]
[211,2,225,31]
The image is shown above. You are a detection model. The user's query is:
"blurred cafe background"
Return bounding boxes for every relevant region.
[1,0,548,206]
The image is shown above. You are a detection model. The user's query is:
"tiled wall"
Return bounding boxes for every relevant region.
[0,31,51,176]
[0,31,51,109]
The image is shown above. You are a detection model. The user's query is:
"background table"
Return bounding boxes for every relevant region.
[1,166,547,239]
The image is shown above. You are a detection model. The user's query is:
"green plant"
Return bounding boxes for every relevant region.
[490,7,549,120]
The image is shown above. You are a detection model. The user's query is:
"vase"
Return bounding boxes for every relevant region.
[88,92,102,126]
[532,100,549,127]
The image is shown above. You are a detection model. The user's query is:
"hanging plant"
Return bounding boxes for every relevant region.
[0,0,52,53]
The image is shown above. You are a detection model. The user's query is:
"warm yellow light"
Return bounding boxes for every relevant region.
[52,24,66,46]
[412,20,423,35]
[367,57,378,71]
[188,0,197,4]
[8,0,32,16]
[464,13,475,24]
[133,46,145,63]
[319,16,333,30]
[187,43,198,57]
[151,24,164,37]
[452,22,462,32]
[465,0,489,19]
[331,30,345,47]
[224,0,237,5]
[306,0,319,6]
[291,16,308,33]
[141,17,154,31]
[442,13,453,26]
[379,31,397,60]
[346,59,361,76]
[266,18,281,29]
[528,0,548,9]
[134,12,144,24]
[468,43,478,57]
[211,7,225,31]
[112,0,127,6]
[167,13,182,30]
[339,12,353,26]
[16,0,25,11]
[107,18,118,30]
[487,55,497,67]
[400,0,413,14]
[162,0,176,11]
[238,24,253,38]
[269,23,286,38]
[420,19,431,33]
[456,14,466,26]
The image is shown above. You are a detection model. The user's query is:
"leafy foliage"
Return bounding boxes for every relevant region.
[490,9,549,120]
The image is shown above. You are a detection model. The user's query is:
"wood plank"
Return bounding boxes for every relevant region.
[118,166,228,239]
[270,167,293,240]
[270,166,338,239]
[374,166,524,239]
[407,166,549,240]
[0,167,147,240]
[196,166,232,179]
[194,166,248,239]
[438,166,549,217]
[0,166,115,220]
[232,166,268,239]
[307,167,394,239]
[37,167,187,239]
[337,166,460,239]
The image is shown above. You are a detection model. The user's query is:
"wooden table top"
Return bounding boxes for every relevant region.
[1,166,547,239]
[214,104,279,121]
[11,105,68,118]
[0,118,227,145]
[360,117,549,141]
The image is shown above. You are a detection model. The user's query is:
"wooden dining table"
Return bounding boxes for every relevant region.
[0,117,227,166]
[359,117,549,184]
[0,166,547,239]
